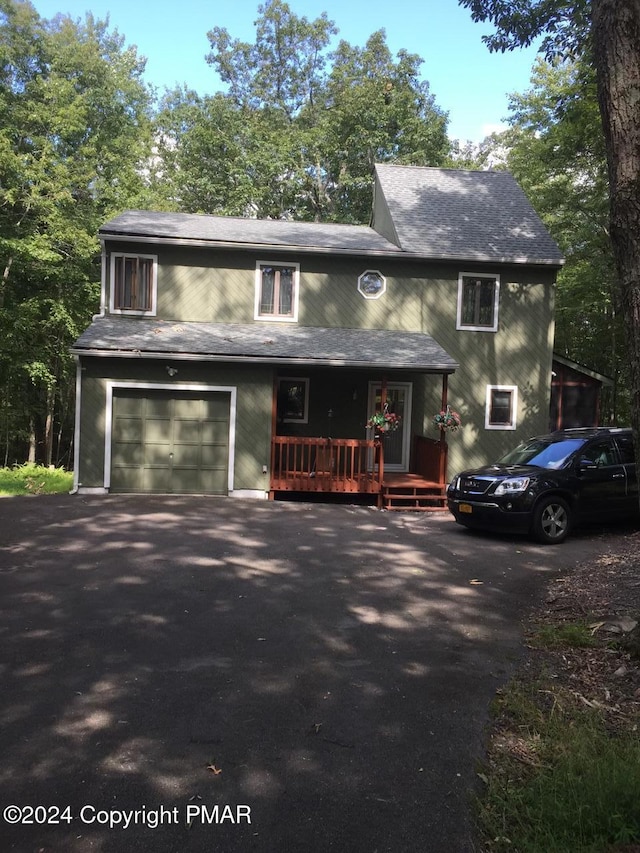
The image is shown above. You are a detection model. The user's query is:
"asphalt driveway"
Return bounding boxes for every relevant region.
[0,495,621,852]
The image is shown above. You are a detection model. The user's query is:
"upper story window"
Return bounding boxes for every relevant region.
[110,253,157,315]
[358,270,386,300]
[255,262,300,322]
[457,273,500,332]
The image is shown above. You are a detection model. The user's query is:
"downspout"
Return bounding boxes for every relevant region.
[69,355,82,494]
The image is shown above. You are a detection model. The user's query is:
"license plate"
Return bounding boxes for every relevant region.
[459,503,473,514]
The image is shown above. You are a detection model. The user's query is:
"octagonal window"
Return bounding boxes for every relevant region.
[358,270,386,300]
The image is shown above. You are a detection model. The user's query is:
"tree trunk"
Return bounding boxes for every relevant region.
[592,0,640,499]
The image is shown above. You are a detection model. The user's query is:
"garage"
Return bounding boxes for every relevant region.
[110,389,231,494]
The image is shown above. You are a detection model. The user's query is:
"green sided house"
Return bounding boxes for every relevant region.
[71,164,564,509]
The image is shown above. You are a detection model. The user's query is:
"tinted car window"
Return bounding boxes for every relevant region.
[616,434,636,465]
[499,437,585,469]
[579,438,618,467]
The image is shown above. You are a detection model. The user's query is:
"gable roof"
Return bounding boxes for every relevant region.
[100,210,403,257]
[72,317,459,373]
[373,164,564,267]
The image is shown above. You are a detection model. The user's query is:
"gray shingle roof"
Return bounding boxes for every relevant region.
[73,317,458,372]
[374,164,564,266]
[100,211,403,256]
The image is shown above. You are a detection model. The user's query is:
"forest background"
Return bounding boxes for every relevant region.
[0,0,622,466]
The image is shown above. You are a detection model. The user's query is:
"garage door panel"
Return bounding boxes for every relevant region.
[200,444,229,467]
[143,466,172,493]
[144,442,171,465]
[115,418,143,442]
[203,397,230,418]
[201,421,230,444]
[174,419,201,443]
[172,444,200,466]
[145,418,171,443]
[145,397,172,418]
[112,441,144,466]
[198,468,228,493]
[113,466,142,492]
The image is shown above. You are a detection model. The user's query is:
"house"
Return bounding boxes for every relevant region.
[71,164,564,508]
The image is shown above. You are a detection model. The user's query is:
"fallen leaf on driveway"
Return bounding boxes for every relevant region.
[207,764,222,775]
[470,579,483,585]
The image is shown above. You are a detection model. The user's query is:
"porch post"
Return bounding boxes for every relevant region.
[377,373,387,506]
[439,373,448,485]
[268,374,278,499]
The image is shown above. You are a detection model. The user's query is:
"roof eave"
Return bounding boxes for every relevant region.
[71,346,458,373]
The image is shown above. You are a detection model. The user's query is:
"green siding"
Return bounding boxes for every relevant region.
[77,358,273,492]
[98,240,557,483]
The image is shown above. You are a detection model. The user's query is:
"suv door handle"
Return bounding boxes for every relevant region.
[612,472,625,478]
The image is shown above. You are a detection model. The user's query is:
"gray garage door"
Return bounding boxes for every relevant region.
[111,390,230,494]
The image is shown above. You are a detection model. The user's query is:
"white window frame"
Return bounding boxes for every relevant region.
[456,272,500,332]
[357,269,386,300]
[485,385,518,430]
[254,261,300,322]
[109,252,158,316]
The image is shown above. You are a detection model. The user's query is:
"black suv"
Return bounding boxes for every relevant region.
[447,428,638,544]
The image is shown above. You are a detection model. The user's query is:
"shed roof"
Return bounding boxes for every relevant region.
[373,164,565,266]
[73,317,458,373]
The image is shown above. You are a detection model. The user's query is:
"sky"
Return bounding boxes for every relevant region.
[32,0,542,143]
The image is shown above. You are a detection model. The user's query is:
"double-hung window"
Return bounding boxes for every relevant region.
[485,385,518,430]
[111,253,157,315]
[457,273,500,331]
[255,262,299,322]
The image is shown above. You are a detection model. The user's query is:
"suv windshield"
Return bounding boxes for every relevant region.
[499,437,586,469]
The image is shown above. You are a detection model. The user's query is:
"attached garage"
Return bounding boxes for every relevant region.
[109,387,232,494]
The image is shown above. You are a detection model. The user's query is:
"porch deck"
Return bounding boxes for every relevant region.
[269,435,448,511]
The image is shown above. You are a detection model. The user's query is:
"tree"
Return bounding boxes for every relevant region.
[171,0,450,222]
[0,0,154,465]
[459,0,640,485]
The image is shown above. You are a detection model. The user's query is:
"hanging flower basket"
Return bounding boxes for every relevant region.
[366,409,401,433]
[433,405,462,432]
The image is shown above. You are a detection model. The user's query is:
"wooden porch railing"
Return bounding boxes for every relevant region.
[412,435,448,484]
[270,436,381,494]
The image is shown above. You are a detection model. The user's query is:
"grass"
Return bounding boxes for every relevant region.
[478,681,640,852]
[530,621,599,649]
[0,463,73,496]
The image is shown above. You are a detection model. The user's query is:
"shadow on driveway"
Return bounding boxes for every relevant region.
[0,496,622,852]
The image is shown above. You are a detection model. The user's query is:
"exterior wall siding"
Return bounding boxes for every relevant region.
[100,240,557,481]
[77,357,273,493]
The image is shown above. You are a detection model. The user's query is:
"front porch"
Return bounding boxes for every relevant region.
[269,434,449,511]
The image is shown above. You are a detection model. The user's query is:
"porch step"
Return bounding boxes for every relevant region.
[381,476,448,512]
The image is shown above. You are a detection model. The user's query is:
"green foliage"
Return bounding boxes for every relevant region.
[479,681,640,852]
[156,0,450,222]
[530,621,597,649]
[0,0,155,465]
[0,463,73,495]
[488,54,629,421]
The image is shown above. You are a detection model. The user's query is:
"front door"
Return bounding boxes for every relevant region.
[367,382,412,472]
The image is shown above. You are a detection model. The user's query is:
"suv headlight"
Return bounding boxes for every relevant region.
[494,477,530,496]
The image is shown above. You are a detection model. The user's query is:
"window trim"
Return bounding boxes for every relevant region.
[357,269,386,300]
[109,252,158,316]
[485,384,518,430]
[456,272,500,332]
[254,261,300,323]
[278,377,309,423]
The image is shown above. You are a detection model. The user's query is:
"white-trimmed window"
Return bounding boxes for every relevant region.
[486,385,518,430]
[110,253,157,315]
[457,273,500,332]
[255,262,299,322]
[358,270,386,299]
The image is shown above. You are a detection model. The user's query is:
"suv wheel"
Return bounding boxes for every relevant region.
[532,496,571,544]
